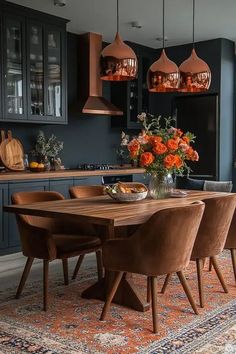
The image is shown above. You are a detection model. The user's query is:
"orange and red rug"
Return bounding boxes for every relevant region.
[1,253,236,353]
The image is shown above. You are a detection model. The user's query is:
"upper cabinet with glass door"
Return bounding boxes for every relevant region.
[27,23,66,123]
[0,1,68,124]
[3,15,27,120]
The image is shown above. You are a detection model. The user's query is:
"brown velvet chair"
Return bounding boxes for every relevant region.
[162,195,236,308]
[69,185,105,280]
[69,185,105,199]
[224,209,236,282]
[12,191,103,311]
[100,201,205,333]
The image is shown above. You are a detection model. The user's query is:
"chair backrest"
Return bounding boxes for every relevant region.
[12,191,64,229]
[224,208,236,249]
[191,195,236,260]
[203,180,233,193]
[175,176,204,190]
[127,201,205,276]
[11,191,65,259]
[69,185,105,199]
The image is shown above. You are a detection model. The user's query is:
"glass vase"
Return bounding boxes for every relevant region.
[149,173,174,199]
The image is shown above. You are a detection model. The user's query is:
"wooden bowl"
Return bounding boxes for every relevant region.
[29,166,46,173]
[106,182,148,202]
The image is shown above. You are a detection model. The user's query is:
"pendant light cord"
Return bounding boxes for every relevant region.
[162,0,165,48]
[117,0,119,33]
[192,0,195,47]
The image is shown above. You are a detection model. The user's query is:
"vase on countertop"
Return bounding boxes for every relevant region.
[149,173,174,199]
[42,156,51,171]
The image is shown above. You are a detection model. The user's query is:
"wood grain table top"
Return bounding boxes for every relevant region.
[4,190,233,227]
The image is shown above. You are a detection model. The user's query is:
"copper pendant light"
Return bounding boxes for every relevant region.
[100,0,138,81]
[147,0,180,92]
[179,0,211,92]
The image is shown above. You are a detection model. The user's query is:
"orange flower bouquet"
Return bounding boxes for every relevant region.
[121,113,199,198]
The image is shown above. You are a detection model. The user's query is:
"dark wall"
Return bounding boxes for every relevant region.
[0,32,121,168]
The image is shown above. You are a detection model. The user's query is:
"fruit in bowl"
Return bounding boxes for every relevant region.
[105,182,148,202]
[29,161,46,172]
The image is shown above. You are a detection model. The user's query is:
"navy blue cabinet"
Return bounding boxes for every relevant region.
[0,1,68,124]
[49,178,73,198]
[74,176,102,186]
[0,183,9,250]
[132,173,149,185]
[7,179,49,252]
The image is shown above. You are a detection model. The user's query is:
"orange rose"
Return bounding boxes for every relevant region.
[164,154,176,169]
[175,155,183,168]
[149,136,162,145]
[182,135,190,144]
[166,139,179,151]
[153,142,167,155]
[186,147,199,161]
[175,129,183,137]
[128,139,140,159]
[140,152,155,167]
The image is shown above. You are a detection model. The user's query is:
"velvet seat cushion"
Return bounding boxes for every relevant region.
[53,234,101,258]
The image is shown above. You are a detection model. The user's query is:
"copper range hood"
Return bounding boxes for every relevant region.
[78,32,123,116]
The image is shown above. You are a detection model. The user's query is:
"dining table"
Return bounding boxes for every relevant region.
[4,190,232,312]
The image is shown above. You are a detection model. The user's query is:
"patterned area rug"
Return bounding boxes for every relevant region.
[1,253,236,354]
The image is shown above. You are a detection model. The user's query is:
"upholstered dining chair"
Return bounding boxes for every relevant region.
[69,185,105,199]
[161,195,236,308]
[100,202,205,333]
[224,209,236,282]
[203,181,233,271]
[69,185,105,280]
[12,191,103,311]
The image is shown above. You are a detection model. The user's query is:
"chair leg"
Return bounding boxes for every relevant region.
[161,273,172,294]
[208,258,212,272]
[211,256,228,293]
[100,271,124,321]
[72,254,85,280]
[196,258,204,308]
[147,276,151,303]
[15,257,34,299]
[96,250,103,281]
[151,277,158,334]
[230,249,236,283]
[43,260,49,311]
[177,271,199,315]
[62,259,69,285]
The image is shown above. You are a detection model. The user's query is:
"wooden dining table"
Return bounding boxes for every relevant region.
[4,190,232,312]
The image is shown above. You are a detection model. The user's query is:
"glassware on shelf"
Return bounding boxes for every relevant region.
[48,34,56,48]
[23,154,29,170]
[31,27,39,45]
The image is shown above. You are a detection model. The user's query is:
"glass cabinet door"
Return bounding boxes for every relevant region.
[4,16,26,120]
[28,23,44,118]
[45,28,64,121]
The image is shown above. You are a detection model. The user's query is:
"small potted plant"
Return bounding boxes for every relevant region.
[31,131,63,170]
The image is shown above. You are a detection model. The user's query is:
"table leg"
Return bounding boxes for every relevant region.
[81,224,150,312]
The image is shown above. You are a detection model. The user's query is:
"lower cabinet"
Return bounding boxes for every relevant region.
[49,178,74,199]
[74,176,102,186]
[7,180,49,253]
[133,173,150,185]
[0,183,9,251]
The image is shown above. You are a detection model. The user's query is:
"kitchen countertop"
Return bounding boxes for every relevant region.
[0,167,146,182]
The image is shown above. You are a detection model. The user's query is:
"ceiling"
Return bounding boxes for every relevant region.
[8,0,236,48]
